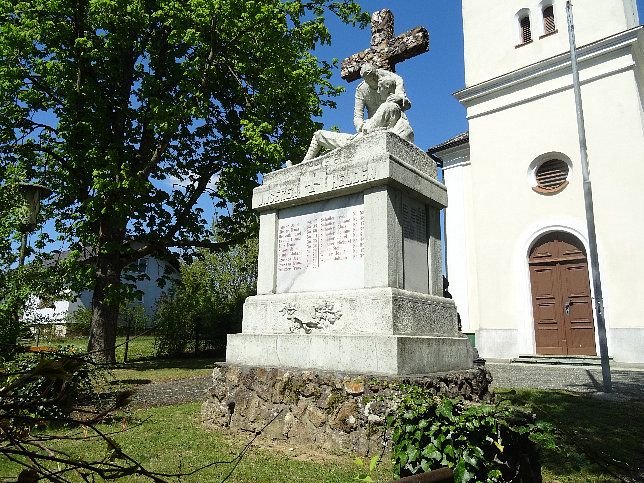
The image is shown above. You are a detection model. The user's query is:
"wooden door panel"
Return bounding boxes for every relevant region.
[567,300,593,322]
[530,265,564,354]
[530,233,596,356]
[561,262,596,355]
[567,324,597,355]
[535,324,566,354]
[531,265,556,297]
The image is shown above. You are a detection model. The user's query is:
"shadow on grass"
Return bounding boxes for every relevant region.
[496,388,644,481]
[117,354,225,372]
[109,378,152,385]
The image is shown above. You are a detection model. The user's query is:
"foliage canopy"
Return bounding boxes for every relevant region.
[0,0,369,360]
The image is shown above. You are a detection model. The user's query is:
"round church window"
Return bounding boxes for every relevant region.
[533,158,569,193]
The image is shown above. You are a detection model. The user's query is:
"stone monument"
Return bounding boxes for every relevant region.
[226,10,474,375]
[204,10,488,455]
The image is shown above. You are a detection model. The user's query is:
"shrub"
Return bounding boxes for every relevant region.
[154,235,257,357]
[154,291,198,356]
[0,347,99,426]
[117,304,149,336]
[63,307,92,337]
[387,386,552,482]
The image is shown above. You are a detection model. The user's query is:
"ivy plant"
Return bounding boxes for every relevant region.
[386,385,553,482]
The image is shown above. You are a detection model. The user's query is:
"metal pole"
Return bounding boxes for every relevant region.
[566,1,612,392]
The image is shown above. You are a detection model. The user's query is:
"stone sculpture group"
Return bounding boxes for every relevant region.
[303,63,414,161]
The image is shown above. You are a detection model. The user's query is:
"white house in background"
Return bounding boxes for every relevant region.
[429,0,644,362]
[23,250,180,329]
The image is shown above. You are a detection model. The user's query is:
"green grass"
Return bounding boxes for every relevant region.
[33,335,219,389]
[0,403,392,482]
[9,335,642,482]
[4,387,640,483]
[36,335,158,363]
[496,388,644,482]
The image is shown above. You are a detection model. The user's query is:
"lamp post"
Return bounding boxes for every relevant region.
[17,182,52,267]
[15,182,52,348]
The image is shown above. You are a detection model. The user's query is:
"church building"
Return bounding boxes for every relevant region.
[429,0,644,362]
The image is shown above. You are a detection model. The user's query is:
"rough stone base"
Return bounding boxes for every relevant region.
[201,363,493,456]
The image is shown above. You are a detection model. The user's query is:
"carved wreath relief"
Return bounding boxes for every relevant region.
[280,300,343,334]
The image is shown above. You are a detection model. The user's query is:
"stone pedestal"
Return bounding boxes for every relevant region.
[227,131,474,374]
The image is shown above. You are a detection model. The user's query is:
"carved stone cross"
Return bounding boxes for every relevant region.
[340,9,429,82]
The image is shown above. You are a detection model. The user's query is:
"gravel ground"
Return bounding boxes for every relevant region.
[128,361,644,409]
[130,375,212,408]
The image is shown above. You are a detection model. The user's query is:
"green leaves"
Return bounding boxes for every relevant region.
[0,0,367,361]
[353,455,378,482]
[388,389,551,481]
[154,232,258,356]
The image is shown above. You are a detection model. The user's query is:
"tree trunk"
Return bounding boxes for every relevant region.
[88,243,124,363]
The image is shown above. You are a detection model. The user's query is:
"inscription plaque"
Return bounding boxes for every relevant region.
[277,194,364,293]
[402,195,429,293]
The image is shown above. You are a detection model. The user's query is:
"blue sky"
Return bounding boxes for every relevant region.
[315,0,468,152]
[313,0,644,153]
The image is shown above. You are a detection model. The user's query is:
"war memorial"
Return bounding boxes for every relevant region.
[202,9,492,454]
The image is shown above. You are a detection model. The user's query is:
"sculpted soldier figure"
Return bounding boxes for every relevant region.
[302,63,414,161]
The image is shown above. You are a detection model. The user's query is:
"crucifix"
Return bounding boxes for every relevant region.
[340,9,429,82]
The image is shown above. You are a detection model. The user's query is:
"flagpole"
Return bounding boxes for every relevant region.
[566,1,612,392]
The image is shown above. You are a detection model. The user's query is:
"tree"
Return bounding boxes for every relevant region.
[0,0,369,362]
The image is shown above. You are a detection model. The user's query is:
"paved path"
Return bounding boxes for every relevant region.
[486,360,644,398]
[131,375,211,408]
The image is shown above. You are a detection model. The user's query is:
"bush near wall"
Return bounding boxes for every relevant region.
[154,236,258,357]
[388,385,552,482]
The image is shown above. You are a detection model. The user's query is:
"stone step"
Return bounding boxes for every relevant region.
[511,355,611,366]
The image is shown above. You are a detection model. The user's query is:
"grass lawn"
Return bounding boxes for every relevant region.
[0,402,391,482]
[34,335,219,388]
[497,388,644,482]
[2,386,640,482]
[5,336,641,482]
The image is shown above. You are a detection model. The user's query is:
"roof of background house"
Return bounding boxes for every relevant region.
[427,132,470,167]
[428,131,469,155]
[41,246,94,270]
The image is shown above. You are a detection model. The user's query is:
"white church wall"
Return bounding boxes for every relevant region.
[443,0,644,362]
[577,69,644,359]
[455,40,644,359]
[462,0,639,87]
[457,30,643,121]
[441,145,474,332]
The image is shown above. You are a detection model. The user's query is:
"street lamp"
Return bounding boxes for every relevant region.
[17,182,52,266]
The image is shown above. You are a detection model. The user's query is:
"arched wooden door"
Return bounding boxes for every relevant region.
[529,232,596,355]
